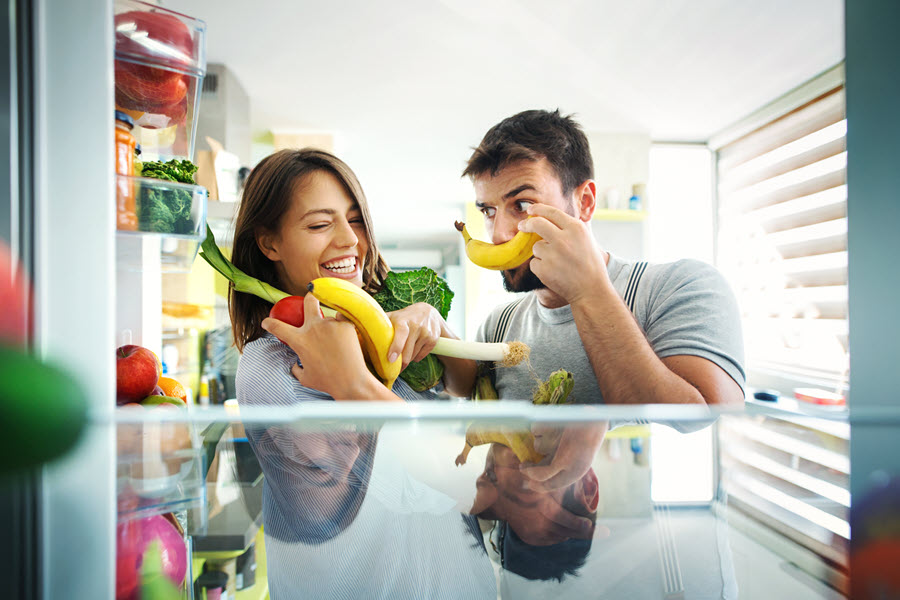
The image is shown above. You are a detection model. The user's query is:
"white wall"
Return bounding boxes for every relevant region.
[647,144,715,264]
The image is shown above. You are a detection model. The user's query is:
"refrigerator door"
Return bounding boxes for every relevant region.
[2,2,40,598]
[33,0,117,598]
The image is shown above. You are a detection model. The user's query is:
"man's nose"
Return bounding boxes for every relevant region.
[491,211,523,245]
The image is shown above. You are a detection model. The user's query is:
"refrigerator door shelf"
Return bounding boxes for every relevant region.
[116,175,208,273]
[114,0,207,161]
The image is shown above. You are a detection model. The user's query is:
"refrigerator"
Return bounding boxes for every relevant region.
[3,0,208,597]
[3,1,900,599]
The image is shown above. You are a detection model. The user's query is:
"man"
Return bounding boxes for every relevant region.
[469,442,602,582]
[462,109,746,490]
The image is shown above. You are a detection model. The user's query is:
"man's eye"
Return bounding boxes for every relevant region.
[513,200,531,212]
[479,206,496,218]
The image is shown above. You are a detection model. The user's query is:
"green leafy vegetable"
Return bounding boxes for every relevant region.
[533,369,575,405]
[138,160,199,234]
[373,267,455,392]
[199,225,290,304]
[141,159,198,184]
[373,267,454,319]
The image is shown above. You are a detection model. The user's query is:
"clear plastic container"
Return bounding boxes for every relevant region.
[116,413,205,521]
[114,0,207,162]
[116,174,208,272]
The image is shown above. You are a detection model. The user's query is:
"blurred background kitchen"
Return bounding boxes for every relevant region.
[161,0,849,395]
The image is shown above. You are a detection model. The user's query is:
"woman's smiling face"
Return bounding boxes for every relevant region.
[257,169,369,296]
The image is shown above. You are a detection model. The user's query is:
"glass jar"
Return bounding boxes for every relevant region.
[115,111,138,230]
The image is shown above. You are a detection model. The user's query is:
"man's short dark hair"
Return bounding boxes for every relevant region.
[462,109,594,195]
[501,524,592,583]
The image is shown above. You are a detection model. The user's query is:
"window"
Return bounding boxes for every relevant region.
[710,66,850,587]
[647,144,714,265]
[712,65,848,393]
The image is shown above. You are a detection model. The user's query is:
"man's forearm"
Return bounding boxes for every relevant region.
[438,354,477,398]
[571,286,706,405]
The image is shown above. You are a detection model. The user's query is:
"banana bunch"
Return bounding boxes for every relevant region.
[307,277,402,389]
[455,369,575,466]
[454,220,541,270]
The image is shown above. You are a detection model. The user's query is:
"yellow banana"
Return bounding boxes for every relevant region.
[456,369,575,465]
[454,220,541,270]
[473,373,499,402]
[455,426,544,466]
[307,277,402,390]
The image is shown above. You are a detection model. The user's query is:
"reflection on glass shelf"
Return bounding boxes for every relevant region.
[116,416,205,521]
[103,403,874,598]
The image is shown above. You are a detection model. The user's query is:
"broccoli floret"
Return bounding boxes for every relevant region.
[138,160,199,234]
[142,159,198,184]
[137,189,176,233]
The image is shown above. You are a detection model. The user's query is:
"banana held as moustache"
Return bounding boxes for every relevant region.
[455,220,541,270]
[307,277,402,389]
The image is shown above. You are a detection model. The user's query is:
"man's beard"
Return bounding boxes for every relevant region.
[502,259,545,293]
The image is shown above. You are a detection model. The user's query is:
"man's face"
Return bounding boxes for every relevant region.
[472,443,597,546]
[473,159,576,292]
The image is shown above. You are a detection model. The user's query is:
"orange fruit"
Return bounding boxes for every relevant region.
[157,376,188,403]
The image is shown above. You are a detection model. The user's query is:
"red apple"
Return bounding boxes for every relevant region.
[0,239,31,346]
[269,295,307,327]
[116,345,161,405]
[269,295,325,327]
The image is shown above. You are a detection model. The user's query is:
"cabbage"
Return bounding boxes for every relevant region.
[373,268,455,392]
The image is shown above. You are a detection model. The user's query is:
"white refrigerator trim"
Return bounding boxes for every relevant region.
[35,0,116,598]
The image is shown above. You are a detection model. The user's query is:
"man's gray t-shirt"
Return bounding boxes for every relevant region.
[475,254,746,404]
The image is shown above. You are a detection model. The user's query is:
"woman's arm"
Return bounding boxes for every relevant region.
[236,334,378,541]
[261,294,404,401]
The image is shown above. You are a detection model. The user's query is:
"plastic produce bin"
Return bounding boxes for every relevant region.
[114,0,207,162]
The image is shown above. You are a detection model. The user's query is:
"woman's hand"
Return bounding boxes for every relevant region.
[385,303,477,397]
[386,303,444,369]
[262,294,376,399]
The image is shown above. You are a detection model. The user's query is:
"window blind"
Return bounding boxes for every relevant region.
[715,81,848,386]
[712,67,850,586]
[719,414,849,571]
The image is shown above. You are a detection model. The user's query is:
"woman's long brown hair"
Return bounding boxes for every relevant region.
[229,149,389,351]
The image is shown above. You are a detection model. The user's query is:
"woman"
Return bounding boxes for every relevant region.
[230,149,494,599]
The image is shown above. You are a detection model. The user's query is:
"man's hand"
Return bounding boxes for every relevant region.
[518,204,611,304]
[511,493,598,546]
[520,422,608,492]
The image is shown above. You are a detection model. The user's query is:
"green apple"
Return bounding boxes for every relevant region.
[141,395,185,407]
